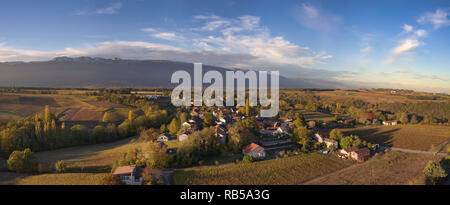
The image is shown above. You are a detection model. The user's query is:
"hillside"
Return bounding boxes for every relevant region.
[0,57,348,89]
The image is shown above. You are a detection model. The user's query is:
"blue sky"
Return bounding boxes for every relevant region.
[0,0,449,93]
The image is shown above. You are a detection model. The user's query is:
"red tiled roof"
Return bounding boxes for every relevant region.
[317,130,332,138]
[354,147,370,156]
[344,147,359,153]
[243,143,262,154]
[113,165,136,175]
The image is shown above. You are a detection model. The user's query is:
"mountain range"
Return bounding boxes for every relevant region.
[0,57,349,89]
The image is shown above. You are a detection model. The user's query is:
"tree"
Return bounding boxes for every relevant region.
[423,161,447,185]
[168,118,180,136]
[410,115,419,124]
[339,135,361,149]
[399,112,409,124]
[330,129,343,140]
[7,148,39,173]
[245,98,250,116]
[142,167,153,185]
[242,155,253,163]
[55,160,67,173]
[203,112,215,128]
[160,124,167,133]
[101,174,123,185]
[293,113,306,128]
[179,112,189,124]
[102,112,111,123]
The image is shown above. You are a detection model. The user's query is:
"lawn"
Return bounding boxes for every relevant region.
[173,153,348,185]
[304,151,441,185]
[15,173,107,185]
[343,125,450,151]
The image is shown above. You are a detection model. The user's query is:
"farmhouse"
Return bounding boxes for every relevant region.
[112,165,143,185]
[350,147,370,161]
[242,143,266,159]
[383,120,397,126]
[314,130,331,143]
[340,147,370,162]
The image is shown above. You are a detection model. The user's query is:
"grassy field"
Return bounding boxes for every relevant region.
[15,173,107,185]
[304,151,441,185]
[34,137,148,172]
[173,153,348,185]
[0,136,160,185]
[343,125,450,151]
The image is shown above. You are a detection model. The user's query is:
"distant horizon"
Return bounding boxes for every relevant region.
[0,55,449,95]
[0,0,449,93]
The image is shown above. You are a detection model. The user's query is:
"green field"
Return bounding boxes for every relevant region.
[173,153,348,185]
[343,125,450,151]
[304,151,441,185]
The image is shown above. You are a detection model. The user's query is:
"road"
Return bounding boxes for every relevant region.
[380,146,449,156]
[162,169,174,185]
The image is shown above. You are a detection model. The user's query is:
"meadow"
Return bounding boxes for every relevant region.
[304,151,441,185]
[343,125,450,151]
[172,153,348,185]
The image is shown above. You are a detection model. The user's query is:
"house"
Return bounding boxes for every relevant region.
[178,131,190,141]
[242,143,266,159]
[314,130,332,143]
[181,121,191,130]
[350,147,370,161]
[157,135,169,142]
[112,165,143,185]
[340,147,370,162]
[277,126,289,135]
[383,120,397,126]
[215,125,227,144]
[340,147,359,158]
[323,138,338,149]
[260,128,278,136]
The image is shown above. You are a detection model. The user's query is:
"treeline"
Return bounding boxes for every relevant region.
[0,105,171,157]
[378,101,450,123]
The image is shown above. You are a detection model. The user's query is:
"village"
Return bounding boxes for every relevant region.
[112,102,390,185]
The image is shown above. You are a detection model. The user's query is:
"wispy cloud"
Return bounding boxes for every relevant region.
[294,3,341,32]
[74,2,122,16]
[385,23,428,64]
[152,32,185,41]
[417,8,450,29]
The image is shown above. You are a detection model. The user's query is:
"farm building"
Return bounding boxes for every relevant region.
[242,143,266,159]
[112,165,143,185]
[383,120,397,126]
[340,147,370,162]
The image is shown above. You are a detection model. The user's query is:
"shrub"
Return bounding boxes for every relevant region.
[55,160,67,173]
[101,174,123,185]
[423,161,447,185]
[7,148,39,173]
[242,155,253,163]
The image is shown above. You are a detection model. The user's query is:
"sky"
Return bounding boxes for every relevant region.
[0,0,449,93]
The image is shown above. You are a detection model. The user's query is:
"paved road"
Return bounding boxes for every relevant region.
[162,169,174,185]
[380,146,449,156]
